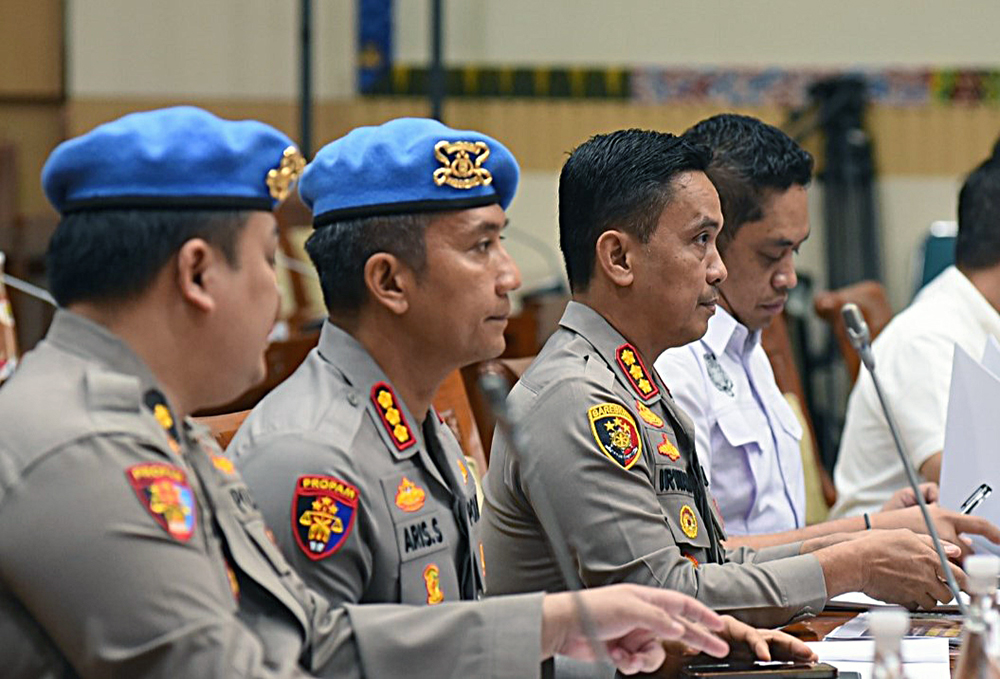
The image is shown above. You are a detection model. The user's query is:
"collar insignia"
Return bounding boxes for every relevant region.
[395,476,426,512]
[143,389,181,453]
[615,343,659,400]
[371,382,416,451]
[433,140,493,190]
[126,463,196,541]
[423,563,445,604]
[587,403,642,470]
[293,475,359,560]
[635,401,664,428]
[266,145,307,202]
[456,457,469,484]
[704,351,734,397]
[679,504,699,539]
[657,433,681,461]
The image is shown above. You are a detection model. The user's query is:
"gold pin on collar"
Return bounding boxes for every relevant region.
[267,146,307,201]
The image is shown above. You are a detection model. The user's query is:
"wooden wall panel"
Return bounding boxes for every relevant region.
[0,0,63,98]
[66,96,1000,177]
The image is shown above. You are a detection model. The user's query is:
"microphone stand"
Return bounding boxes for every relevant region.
[841,303,967,616]
[479,372,614,675]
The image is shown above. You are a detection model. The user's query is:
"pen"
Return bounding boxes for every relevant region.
[960,483,993,515]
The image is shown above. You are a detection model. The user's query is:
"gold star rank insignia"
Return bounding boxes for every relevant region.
[371,382,416,451]
[615,343,659,400]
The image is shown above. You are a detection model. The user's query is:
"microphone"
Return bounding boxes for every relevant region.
[479,372,613,675]
[840,303,966,615]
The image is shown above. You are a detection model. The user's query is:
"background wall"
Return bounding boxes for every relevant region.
[4,0,998,313]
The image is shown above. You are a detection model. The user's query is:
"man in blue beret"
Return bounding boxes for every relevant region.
[230,118,521,610]
[0,108,733,678]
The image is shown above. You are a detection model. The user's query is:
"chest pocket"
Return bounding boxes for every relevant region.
[380,472,461,606]
[659,492,712,551]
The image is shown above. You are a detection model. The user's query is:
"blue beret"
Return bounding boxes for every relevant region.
[42,106,304,215]
[300,117,519,226]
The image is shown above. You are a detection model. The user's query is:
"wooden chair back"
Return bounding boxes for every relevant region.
[761,312,836,511]
[193,409,252,450]
[432,369,488,476]
[0,252,18,385]
[813,281,893,383]
[461,356,535,462]
[195,331,320,416]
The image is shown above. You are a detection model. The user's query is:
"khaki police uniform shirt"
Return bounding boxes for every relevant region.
[231,321,484,610]
[0,310,543,679]
[481,302,827,628]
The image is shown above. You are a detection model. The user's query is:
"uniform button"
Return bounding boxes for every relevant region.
[347,392,359,406]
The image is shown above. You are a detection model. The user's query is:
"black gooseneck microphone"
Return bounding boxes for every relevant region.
[478,372,614,675]
[841,302,967,615]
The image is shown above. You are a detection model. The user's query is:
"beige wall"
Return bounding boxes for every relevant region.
[60,0,1000,310]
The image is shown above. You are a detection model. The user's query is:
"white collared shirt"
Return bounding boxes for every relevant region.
[831,266,1000,518]
[656,307,805,535]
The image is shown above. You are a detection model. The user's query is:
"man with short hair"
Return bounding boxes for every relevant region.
[654,114,999,552]
[481,128,967,628]
[0,107,731,678]
[832,152,1000,517]
[231,118,521,609]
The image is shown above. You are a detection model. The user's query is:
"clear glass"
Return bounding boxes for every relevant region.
[955,589,1000,679]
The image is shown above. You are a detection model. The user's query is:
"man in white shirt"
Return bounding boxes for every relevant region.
[656,114,1000,554]
[832,154,1000,518]
[656,114,811,536]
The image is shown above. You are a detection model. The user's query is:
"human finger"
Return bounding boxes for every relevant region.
[609,639,668,675]
[636,586,727,632]
[763,630,818,661]
[952,514,1000,544]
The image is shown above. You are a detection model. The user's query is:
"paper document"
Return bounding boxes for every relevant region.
[939,345,1000,556]
[827,591,964,612]
[806,638,949,679]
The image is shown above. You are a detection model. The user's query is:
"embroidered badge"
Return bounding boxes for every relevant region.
[293,475,359,560]
[679,504,699,539]
[456,457,469,484]
[683,553,700,568]
[126,463,196,541]
[211,454,236,475]
[616,343,659,400]
[657,433,681,461]
[635,401,664,428]
[143,389,181,454]
[587,403,642,470]
[424,563,445,604]
[266,145,307,201]
[704,351,734,397]
[395,476,426,512]
[433,140,493,189]
[371,382,416,451]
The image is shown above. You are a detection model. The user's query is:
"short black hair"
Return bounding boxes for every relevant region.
[683,114,813,251]
[558,129,711,293]
[304,213,430,315]
[956,155,1000,270]
[46,209,248,307]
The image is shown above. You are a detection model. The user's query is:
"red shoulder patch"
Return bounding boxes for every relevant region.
[615,343,659,400]
[371,382,416,451]
[126,463,197,541]
[292,475,359,561]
